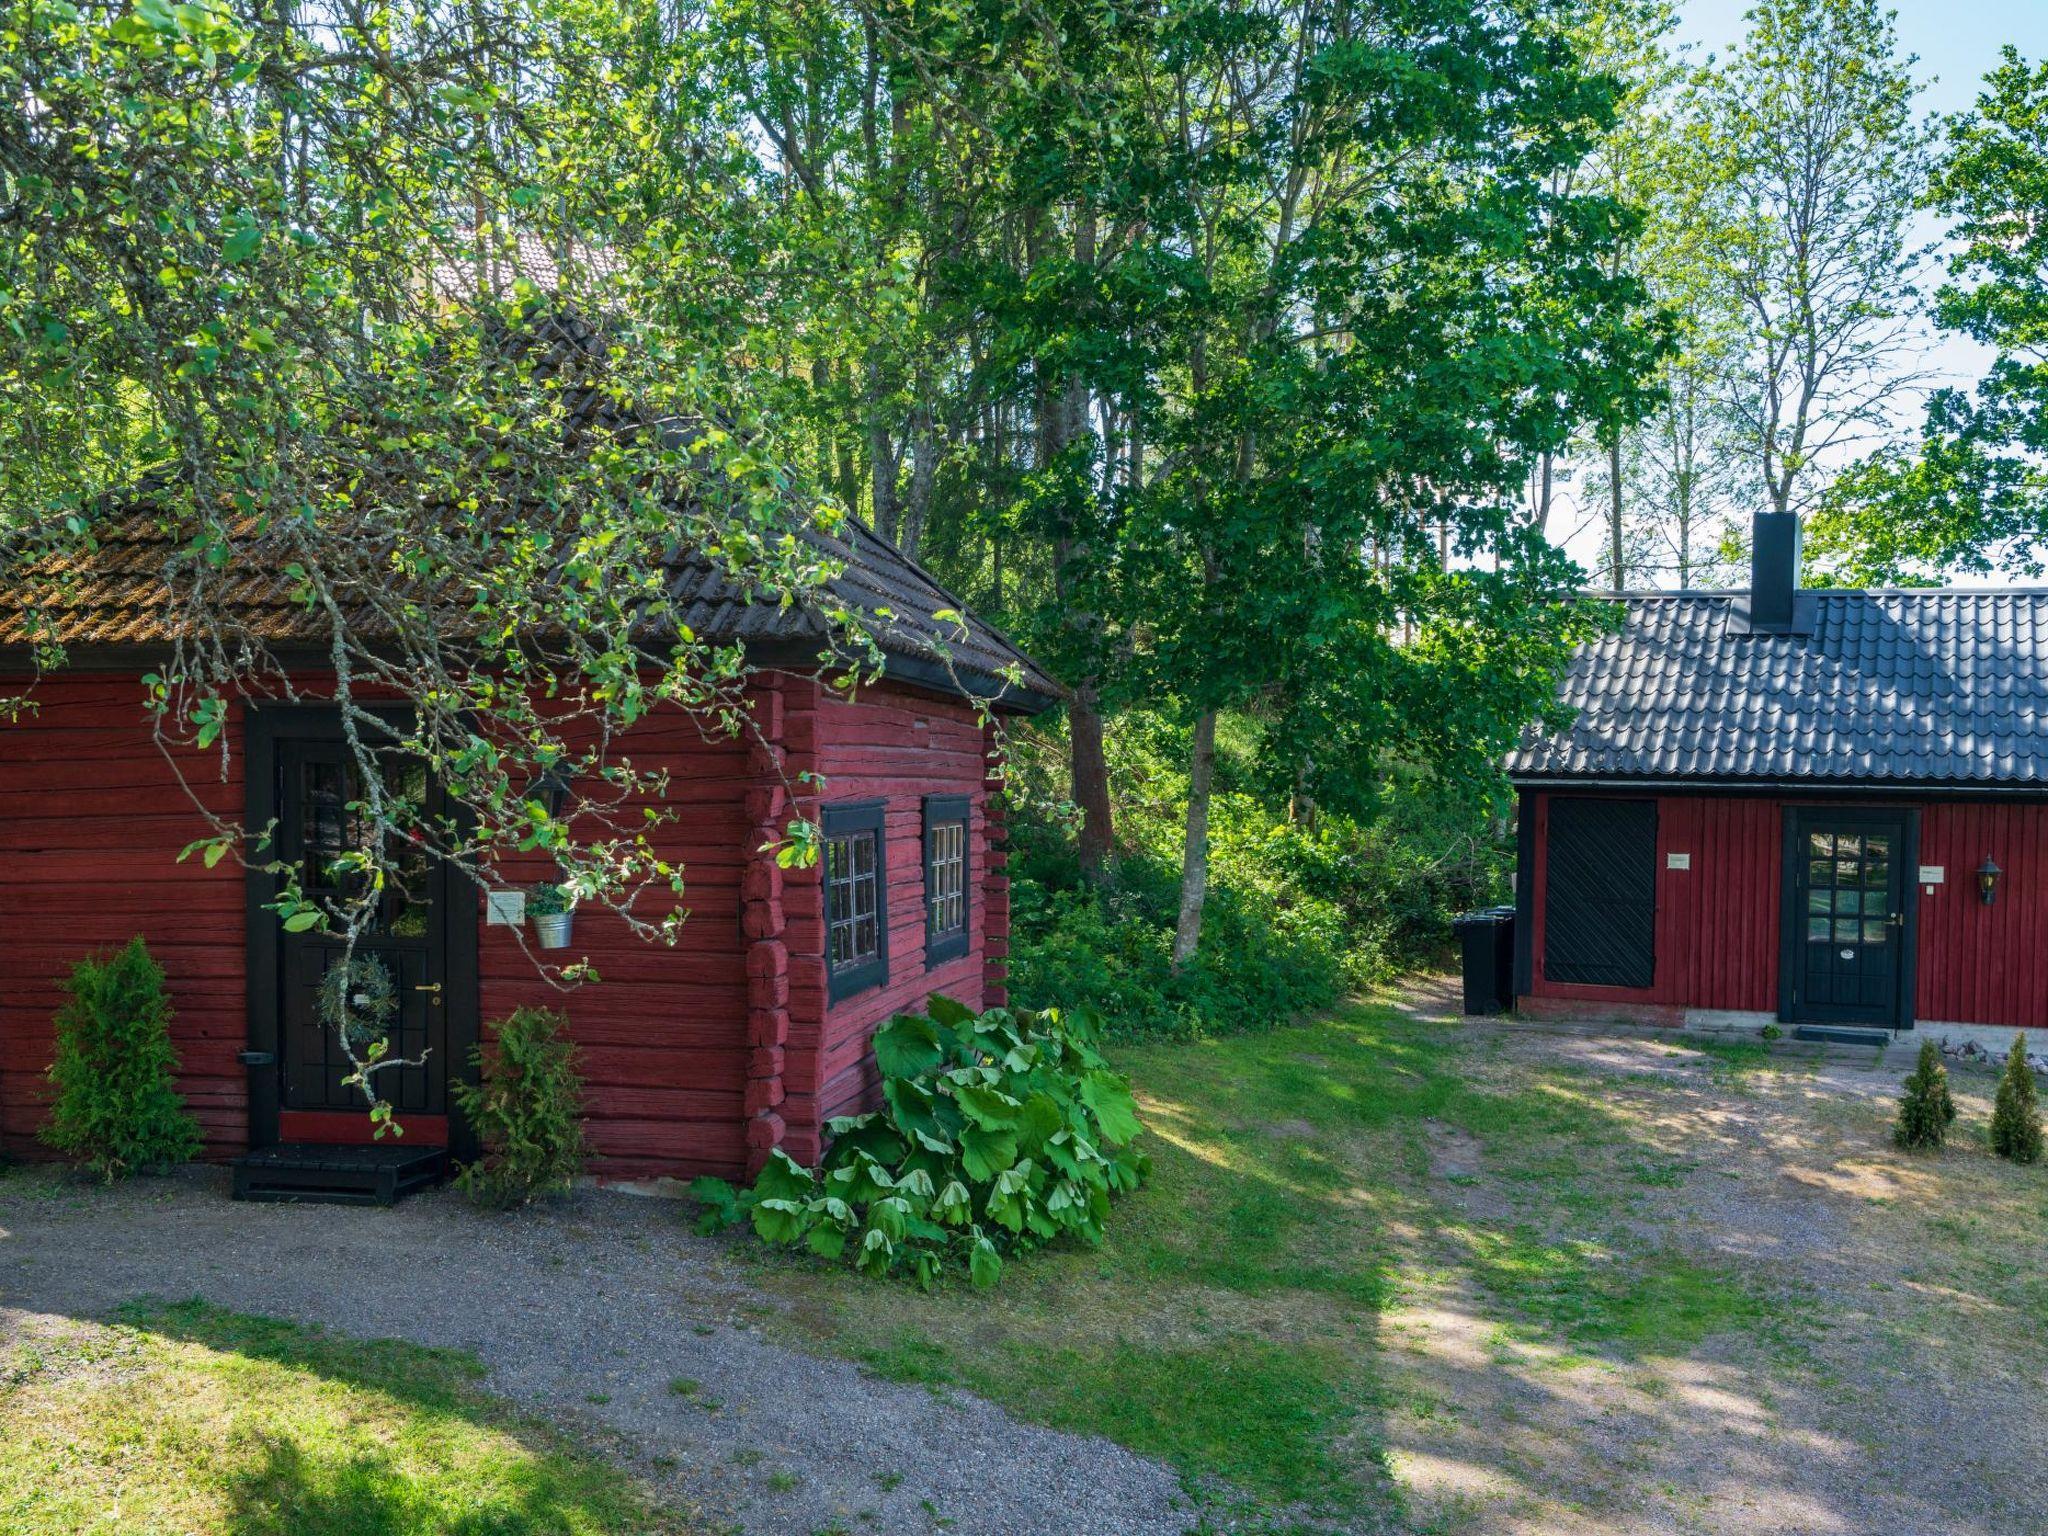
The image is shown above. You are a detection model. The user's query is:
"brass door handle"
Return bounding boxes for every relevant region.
[415,982,443,1002]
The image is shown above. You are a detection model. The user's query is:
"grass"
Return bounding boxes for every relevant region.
[0,1297,688,1535]
[739,994,1804,1529]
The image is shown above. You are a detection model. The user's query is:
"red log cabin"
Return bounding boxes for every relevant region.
[0,510,1057,1199]
[1508,511,2048,1052]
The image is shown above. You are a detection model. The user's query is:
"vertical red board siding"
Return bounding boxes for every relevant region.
[1915,801,2048,1029]
[480,707,753,1181]
[0,677,249,1157]
[1529,790,1778,1014]
[788,682,990,1143]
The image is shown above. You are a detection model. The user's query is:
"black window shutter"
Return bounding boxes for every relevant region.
[1543,797,1657,988]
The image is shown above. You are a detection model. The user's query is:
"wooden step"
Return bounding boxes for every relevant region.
[231,1142,448,1207]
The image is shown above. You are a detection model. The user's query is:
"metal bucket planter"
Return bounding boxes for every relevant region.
[531,911,575,950]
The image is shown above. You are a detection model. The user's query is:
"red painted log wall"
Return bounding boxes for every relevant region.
[0,677,250,1157]
[778,681,993,1159]
[1916,801,2048,1029]
[479,706,754,1181]
[1527,789,2048,1029]
[0,670,1017,1181]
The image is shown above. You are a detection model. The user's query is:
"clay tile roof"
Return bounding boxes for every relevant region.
[0,301,1059,711]
[1,500,1059,712]
[1507,589,2048,786]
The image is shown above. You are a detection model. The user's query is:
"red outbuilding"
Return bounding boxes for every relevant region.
[0,511,1057,1199]
[1508,512,2048,1053]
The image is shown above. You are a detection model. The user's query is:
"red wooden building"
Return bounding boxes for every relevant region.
[1508,512,2048,1050]
[0,512,1057,1194]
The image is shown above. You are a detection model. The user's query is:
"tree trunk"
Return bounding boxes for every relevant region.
[900,397,936,559]
[1069,685,1114,874]
[1607,431,1625,594]
[1171,711,1218,970]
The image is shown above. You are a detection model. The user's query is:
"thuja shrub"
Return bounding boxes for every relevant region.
[693,997,1150,1290]
[451,1008,588,1207]
[1894,1039,1959,1150]
[42,937,200,1180]
[1990,1034,2043,1165]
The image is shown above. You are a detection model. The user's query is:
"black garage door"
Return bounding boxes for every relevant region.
[1544,797,1657,988]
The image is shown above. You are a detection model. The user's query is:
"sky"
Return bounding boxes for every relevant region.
[1551,0,2048,584]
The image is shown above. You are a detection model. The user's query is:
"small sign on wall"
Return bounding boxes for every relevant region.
[1666,851,1691,870]
[1919,865,1945,887]
[486,890,527,926]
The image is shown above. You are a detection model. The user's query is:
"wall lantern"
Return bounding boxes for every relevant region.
[524,764,574,820]
[1978,856,2003,906]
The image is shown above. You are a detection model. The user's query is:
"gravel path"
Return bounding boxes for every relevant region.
[0,1174,1191,1536]
[1381,987,2048,1536]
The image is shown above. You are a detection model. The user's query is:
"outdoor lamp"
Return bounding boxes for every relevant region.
[1978,856,2002,906]
[525,764,574,818]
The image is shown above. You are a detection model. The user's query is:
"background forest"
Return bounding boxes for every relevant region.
[6,0,2047,1037]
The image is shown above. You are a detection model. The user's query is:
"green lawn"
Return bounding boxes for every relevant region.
[743,996,1820,1532]
[0,1298,690,1536]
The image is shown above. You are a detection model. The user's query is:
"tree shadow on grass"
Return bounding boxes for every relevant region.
[20,1297,685,1536]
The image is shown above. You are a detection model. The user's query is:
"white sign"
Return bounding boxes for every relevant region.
[1918,865,1945,886]
[1666,852,1691,870]
[486,890,527,926]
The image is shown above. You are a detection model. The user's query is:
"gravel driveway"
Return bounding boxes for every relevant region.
[0,1174,1191,1536]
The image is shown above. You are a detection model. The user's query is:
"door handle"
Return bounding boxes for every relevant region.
[415,982,443,1004]
[1886,912,1904,928]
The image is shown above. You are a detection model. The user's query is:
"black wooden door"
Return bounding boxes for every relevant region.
[274,736,451,1116]
[1787,812,1909,1026]
[1543,797,1658,988]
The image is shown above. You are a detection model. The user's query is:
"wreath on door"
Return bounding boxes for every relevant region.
[316,954,399,1053]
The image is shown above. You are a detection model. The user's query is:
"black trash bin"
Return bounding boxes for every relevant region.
[1450,906,1516,1016]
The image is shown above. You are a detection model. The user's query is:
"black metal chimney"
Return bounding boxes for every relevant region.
[1749,512,1801,632]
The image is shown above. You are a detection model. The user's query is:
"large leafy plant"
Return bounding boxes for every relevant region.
[693,997,1148,1289]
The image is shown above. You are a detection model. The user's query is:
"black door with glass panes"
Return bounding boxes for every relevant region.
[1784,810,1913,1028]
[243,708,478,1147]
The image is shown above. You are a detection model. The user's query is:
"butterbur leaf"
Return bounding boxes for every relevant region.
[956,1083,1023,1130]
[750,1197,808,1245]
[869,1195,911,1241]
[827,1114,908,1167]
[754,1148,814,1203]
[970,1237,1003,1290]
[807,1223,847,1259]
[689,1176,746,1233]
[873,1013,945,1080]
[1080,1070,1141,1145]
[896,1166,936,1206]
[960,1124,1018,1181]
[933,1180,972,1224]
[1016,1092,1063,1151]
[925,993,975,1031]
[856,1225,894,1276]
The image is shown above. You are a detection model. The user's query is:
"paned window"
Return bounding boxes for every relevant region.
[824,801,888,1000]
[923,795,971,966]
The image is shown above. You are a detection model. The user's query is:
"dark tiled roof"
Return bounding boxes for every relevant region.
[1507,589,2048,786]
[0,506,1059,711]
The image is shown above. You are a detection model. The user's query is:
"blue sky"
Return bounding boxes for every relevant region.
[1552,1,2048,580]
[1677,0,2048,118]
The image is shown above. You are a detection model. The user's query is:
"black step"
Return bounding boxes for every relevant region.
[1793,1025,1891,1049]
[231,1142,448,1206]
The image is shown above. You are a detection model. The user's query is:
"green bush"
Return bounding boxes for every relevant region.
[1990,1034,2043,1165]
[692,997,1149,1289]
[451,1007,588,1207]
[1894,1039,1958,1150]
[1003,710,1506,1040]
[41,937,200,1180]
